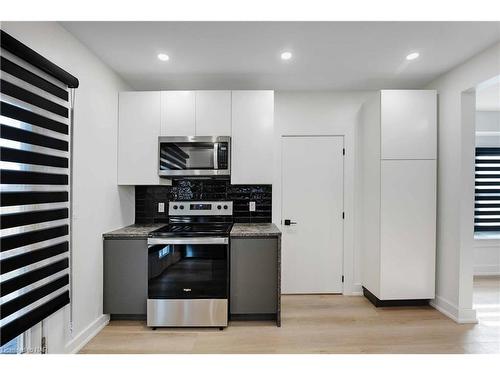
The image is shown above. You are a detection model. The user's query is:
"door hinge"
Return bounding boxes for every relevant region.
[342,275,344,283]
[343,148,345,155]
[342,212,345,219]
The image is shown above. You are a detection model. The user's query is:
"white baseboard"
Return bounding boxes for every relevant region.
[350,283,363,296]
[343,282,363,296]
[65,314,110,354]
[474,264,500,276]
[430,295,477,324]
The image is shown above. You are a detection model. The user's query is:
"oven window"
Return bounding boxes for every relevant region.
[159,142,216,171]
[148,243,228,299]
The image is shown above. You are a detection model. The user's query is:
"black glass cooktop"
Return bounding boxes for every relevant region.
[149,223,233,238]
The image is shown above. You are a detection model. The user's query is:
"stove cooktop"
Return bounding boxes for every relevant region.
[148,222,233,238]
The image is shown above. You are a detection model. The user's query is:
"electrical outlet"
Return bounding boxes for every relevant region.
[249,201,256,212]
[158,202,165,213]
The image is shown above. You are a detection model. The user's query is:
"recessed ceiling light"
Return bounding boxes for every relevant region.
[406,52,420,61]
[281,51,292,61]
[157,53,170,61]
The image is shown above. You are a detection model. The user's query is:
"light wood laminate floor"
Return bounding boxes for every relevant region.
[80,279,500,354]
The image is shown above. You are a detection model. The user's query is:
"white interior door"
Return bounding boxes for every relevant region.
[281,136,344,294]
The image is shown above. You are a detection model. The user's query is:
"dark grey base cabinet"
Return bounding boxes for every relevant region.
[230,238,279,323]
[103,239,147,316]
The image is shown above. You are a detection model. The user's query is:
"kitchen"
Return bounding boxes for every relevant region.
[102,86,436,329]
[0,10,500,364]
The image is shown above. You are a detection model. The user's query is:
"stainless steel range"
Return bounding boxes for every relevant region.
[147,201,233,328]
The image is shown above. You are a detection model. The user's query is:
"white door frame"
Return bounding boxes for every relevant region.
[276,134,357,295]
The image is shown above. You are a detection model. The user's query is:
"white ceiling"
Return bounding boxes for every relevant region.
[61,21,500,91]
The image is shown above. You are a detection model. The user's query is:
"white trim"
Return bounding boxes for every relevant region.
[430,295,478,324]
[64,314,109,354]
[348,283,363,296]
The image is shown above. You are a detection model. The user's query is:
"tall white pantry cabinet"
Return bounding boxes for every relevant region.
[360,90,437,303]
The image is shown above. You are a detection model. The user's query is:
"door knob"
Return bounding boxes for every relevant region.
[284,219,297,226]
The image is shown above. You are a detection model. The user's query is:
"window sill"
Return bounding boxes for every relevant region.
[474,232,500,240]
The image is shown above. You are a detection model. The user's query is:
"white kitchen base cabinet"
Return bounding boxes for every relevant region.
[231,91,274,185]
[360,90,437,306]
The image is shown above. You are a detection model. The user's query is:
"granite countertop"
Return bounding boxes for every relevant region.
[102,223,166,239]
[230,223,281,237]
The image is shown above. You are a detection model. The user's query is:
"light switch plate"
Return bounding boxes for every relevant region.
[158,202,165,213]
[249,201,256,212]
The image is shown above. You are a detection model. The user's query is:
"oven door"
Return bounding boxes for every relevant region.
[158,136,230,177]
[147,237,229,300]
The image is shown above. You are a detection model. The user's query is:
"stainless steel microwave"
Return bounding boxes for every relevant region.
[158,136,230,177]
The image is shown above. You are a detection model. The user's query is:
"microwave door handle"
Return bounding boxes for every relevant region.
[213,143,218,170]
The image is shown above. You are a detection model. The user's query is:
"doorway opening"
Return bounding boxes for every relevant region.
[473,74,500,326]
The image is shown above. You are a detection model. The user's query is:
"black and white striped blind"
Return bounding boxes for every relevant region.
[475,147,500,233]
[0,30,79,346]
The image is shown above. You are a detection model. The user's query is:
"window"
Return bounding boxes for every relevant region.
[0,29,78,348]
[474,147,500,233]
[0,334,24,355]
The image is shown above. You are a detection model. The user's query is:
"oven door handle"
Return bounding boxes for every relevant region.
[147,237,229,245]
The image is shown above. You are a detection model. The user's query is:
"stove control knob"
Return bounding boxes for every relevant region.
[173,205,178,210]
[217,205,222,210]
[179,205,184,210]
[223,205,228,210]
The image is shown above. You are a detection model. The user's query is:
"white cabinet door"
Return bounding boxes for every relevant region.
[161,91,195,136]
[381,90,437,160]
[195,91,231,136]
[118,91,161,185]
[379,160,436,300]
[231,91,274,184]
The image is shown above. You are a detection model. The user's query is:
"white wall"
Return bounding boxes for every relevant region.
[1,22,135,353]
[425,42,500,323]
[274,91,376,295]
[474,240,500,276]
[475,111,500,147]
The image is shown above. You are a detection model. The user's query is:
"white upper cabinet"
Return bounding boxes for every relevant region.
[231,91,274,185]
[161,91,196,136]
[118,90,272,185]
[381,90,437,160]
[195,91,231,136]
[118,91,161,185]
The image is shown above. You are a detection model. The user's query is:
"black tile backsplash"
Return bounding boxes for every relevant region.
[135,179,272,224]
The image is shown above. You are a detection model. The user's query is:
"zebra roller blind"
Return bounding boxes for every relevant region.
[475,147,500,233]
[0,30,78,346]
